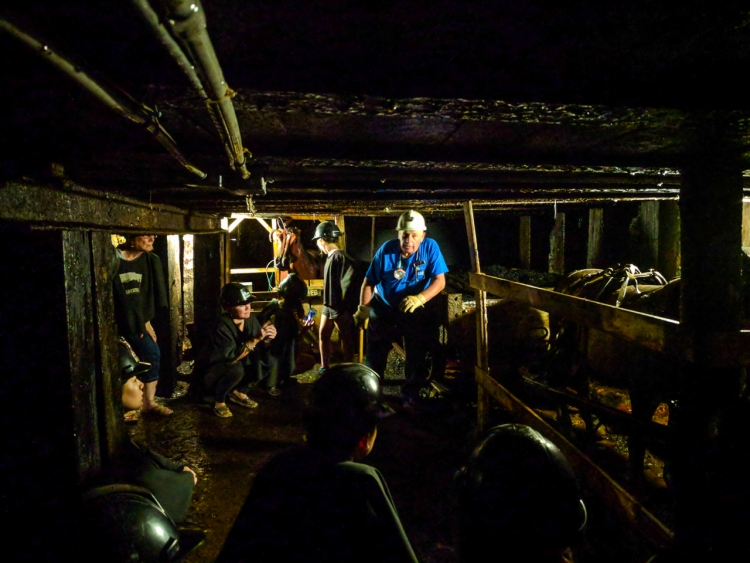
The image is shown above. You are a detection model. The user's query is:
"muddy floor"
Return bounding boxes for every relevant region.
[130,353,668,563]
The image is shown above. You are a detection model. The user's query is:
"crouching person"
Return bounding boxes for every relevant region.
[455,424,587,563]
[192,283,276,418]
[216,363,418,563]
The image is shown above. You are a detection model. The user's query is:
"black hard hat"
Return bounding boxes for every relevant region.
[220,282,256,307]
[278,273,308,302]
[312,221,341,242]
[80,485,204,563]
[119,338,151,381]
[309,363,394,420]
[456,424,586,552]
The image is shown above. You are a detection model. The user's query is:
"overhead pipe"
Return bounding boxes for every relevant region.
[0,18,207,180]
[153,0,251,180]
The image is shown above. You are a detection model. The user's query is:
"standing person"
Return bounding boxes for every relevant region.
[313,221,362,372]
[113,233,172,416]
[216,363,416,563]
[192,283,276,418]
[354,210,448,404]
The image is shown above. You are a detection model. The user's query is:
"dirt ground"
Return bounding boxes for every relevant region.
[130,349,668,563]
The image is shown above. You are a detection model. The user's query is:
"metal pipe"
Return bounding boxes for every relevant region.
[155,0,251,179]
[0,18,207,180]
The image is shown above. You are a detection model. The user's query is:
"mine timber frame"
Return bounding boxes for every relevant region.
[463,200,675,550]
[0,180,220,233]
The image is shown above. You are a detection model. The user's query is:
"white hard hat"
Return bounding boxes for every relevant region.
[395,210,427,232]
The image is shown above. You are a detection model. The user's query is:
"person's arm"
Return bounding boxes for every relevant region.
[353,277,375,329]
[399,274,445,313]
[231,321,277,363]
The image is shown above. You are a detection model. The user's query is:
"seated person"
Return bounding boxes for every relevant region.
[216,363,417,563]
[455,424,587,563]
[111,339,197,524]
[191,283,276,417]
[256,273,315,396]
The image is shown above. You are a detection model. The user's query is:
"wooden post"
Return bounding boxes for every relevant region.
[271,219,281,287]
[640,201,660,270]
[677,150,743,551]
[463,201,490,432]
[519,215,531,269]
[742,201,750,249]
[370,216,376,260]
[167,235,184,370]
[548,211,565,274]
[336,215,347,252]
[193,233,225,344]
[90,231,126,463]
[658,200,680,280]
[586,208,604,268]
[223,231,232,286]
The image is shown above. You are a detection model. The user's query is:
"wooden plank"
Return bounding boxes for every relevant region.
[167,235,184,373]
[640,201,660,270]
[743,202,750,248]
[475,367,673,549]
[62,230,101,483]
[370,216,376,260]
[658,201,680,280]
[470,272,679,353]
[230,267,276,274]
[336,215,346,252]
[463,201,489,375]
[90,231,125,463]
[519,216,531,269]
[587,208,604,268]
[0,180,219,232]
[548,211,565,274]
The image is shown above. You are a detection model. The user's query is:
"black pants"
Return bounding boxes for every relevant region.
[365,295,440,399]
[203,363,245,403]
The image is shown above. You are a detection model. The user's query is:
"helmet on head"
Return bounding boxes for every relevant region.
[304,364,394,451]
[80,485,204,563]
[395,210,426,232]
[278,273,308,303]
[456,424,586,555]
[312,221,341,243]
[118,338,151,381]
[220,283,256,307]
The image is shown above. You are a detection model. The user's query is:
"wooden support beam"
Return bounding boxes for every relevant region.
[519,216,531,269]
[658,201,680,280]
[193,233,224,343]
[548,211,565,274]
[336,215,346,252]
[463,200,490,432]
[90,231,126,463]
[167,235,184,383]
[0,180,220,233]
[587,208,604,268]
[469,272,679,353]
[230,267,276,274]
[370,216,376,260]
[640,201,660,270]
[475,367,673,549]
[254,217,273,233]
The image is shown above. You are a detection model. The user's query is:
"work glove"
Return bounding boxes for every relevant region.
[353,304,371,329]
[399,293,426,313]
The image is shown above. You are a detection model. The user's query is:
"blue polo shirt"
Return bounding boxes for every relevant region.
[365,238,449,307]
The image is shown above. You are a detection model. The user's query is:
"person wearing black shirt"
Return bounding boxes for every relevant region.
[216,363,417,563]
[113,234,171,416]
[192,283,276,418]
[312,221,362,371]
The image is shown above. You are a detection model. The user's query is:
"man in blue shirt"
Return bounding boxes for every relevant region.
[354,210,449,403]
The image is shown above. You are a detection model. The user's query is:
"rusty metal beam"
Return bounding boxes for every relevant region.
[469,272,680,353]
[0,180,220,233]
[475,367,673,549]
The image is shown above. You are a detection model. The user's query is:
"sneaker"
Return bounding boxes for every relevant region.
[214,404,233,418]
[268,386,282,397]
[229,393,259,409]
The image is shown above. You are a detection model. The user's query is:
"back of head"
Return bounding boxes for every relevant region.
[312,220,341,243]
[303,363,392,454]
[78,485,202,563]
[278,273,308,304]
[456,424,586,562]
